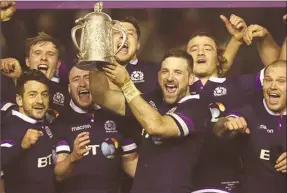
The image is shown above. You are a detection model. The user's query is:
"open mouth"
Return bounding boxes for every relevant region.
[268,93,280,104]
[38,64,49,72]
[117,42,128,53]
[165,84,178,94]
[34,106,45,111]
[196,59,207,64]
[78,89,90,99]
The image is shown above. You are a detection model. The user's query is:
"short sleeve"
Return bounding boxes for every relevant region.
[1,126,27,169]
[121,138,137,155]
[51,117,71,155]
[166,95,210,137]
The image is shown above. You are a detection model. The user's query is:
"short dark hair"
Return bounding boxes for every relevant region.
[25,32,64,60]
[161,48,194,73]
[188,31,227,77]
[16,69,50,96]
[264,60,286,75]
[120,16,141,40]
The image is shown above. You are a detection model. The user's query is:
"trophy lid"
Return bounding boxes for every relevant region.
[94,2,103,12]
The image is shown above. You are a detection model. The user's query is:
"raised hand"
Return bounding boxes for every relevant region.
[243,24,269,46]
[102,61,130,88]
[0,1,16,22]
[0,58,22,81]
[220,14,247,43]
[69,132,90,162]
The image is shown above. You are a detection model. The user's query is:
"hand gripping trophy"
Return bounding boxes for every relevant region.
[71,2,127,70]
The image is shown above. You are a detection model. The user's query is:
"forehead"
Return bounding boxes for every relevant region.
[265,65,286,78]
[121,22,137,32]
[30,41,57,52]
[24,80,48,92]
[187,36,217,48]
[69,67,89,79]
[161,57,189,70]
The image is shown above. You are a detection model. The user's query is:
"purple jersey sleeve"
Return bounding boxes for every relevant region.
[121,138,137,155]
[52,120,71,155]
[234,68,265,94]
[166,95,210,137]
[1,128,27,169]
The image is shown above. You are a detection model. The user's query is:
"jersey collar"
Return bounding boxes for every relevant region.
[70,100,88,114]
[12,110,43,124]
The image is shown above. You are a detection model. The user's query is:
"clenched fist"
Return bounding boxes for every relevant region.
[21,129,43,149]
[0,58,23,82]
[0,1,16,22]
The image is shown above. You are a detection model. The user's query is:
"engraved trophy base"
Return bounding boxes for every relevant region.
[75,60,110,71]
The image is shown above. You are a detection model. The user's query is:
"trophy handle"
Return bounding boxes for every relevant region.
[111,20,127,56]
[71,24,84,52]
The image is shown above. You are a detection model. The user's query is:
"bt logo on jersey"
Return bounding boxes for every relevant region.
[83,145,100,156]
[209,102,226,122]
[38,154,53,168]
[101,138,119,159]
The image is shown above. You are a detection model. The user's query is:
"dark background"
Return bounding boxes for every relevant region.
[1,7,286,85]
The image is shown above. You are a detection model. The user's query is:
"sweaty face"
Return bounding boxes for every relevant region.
[187,36,219,78]
[17,80,49,120]
[26,41,60,79]
[113,22,139,64]
[158,57,190,104]
[69,67,92,109]
[263,65,286,114]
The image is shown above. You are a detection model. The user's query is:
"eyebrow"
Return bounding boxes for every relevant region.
[71,75,80,81]
[189,44,215,49]
[126,29,136,33]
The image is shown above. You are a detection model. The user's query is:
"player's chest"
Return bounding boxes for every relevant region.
[251,117,286,146]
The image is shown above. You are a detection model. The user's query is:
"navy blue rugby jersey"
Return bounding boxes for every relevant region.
[53,100,137,193]
[189,70,265,193]
[1,110,56,193]
[125,89,210,193]
[126,59,160,94]
[227,99,286,193]
[48,77,70,116]
[0,76,70,120]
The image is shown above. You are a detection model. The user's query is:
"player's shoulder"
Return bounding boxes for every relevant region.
[1,102,17,112]
[178,94,201,104]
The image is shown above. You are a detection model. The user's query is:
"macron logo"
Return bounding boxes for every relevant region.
[71,124,91,132]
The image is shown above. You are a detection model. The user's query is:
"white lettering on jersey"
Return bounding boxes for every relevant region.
[71,124,91,132]
[258,125,274,134]
[38,154,53,168]
[260,149,270,160]
[83,144,100,156]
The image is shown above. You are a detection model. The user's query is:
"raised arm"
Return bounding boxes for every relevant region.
[243,24,280,66]
[220,14,247,75]
[54,132,90,181]
[102,62,207,138]
[89,69,126,115]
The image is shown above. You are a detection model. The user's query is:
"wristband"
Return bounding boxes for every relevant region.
[121,79,141,103]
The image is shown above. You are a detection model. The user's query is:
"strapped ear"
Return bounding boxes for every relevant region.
[16,94,23,107]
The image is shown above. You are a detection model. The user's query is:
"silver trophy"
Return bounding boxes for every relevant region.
[71,2,127,70]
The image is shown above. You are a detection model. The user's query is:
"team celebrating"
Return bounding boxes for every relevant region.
[0,2,286,193]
